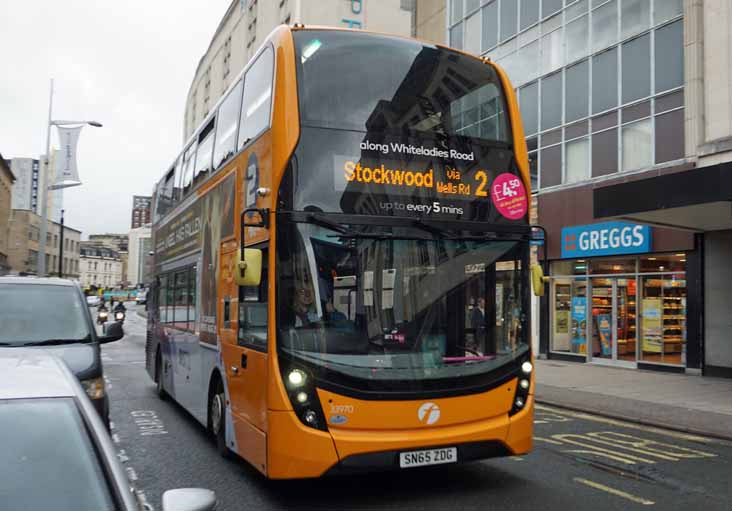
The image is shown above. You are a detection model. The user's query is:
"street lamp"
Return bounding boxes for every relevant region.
[37,79,102,277]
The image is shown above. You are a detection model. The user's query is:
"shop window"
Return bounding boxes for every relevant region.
[640,275,686,365]
[539,144,562,187]
[655,21,683,93]
[592,0,617,52]
[450,22,463,49]
[654,0,682,25]
[592,48,618,114]
[520,0,539,29]
[655,109,684,164]
[592,128,618,177]
[565,60,589,122]
[622,118,652,171]
[541,72,562,130]
[550,271,587,355]
[464,11,481,55]
[620,0,650,40]
[519,82,538,136]
[640,254,686,273]
[589,257,635,274]
[500,0,518,42]
[622,34,650,104]
[565,137,589,184]
[481,2,498,50]
[565,14,588,64]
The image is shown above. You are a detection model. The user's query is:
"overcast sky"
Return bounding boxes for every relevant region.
[0,0,229,237]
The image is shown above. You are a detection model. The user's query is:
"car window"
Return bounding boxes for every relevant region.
[0,284,91,344]
[0,398,116,510]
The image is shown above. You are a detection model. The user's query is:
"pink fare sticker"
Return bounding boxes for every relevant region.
[491,173,528,220]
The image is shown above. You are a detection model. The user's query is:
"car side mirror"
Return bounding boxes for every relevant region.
[162,488,217,511]
[99,321,124,343]
[235,248,262,287]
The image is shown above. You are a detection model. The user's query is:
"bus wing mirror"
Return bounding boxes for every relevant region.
[236,248,263,287]
[531,264,547,297]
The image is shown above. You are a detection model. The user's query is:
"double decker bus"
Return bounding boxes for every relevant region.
[147,24,537,479]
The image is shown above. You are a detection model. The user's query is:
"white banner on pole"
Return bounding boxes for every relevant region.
[52,126,83,189]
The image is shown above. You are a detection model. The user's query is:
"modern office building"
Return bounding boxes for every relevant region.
[446,0,731,377]
[6,155,64,223]
[131,195,152,229]
[0,155,15,275]
[128,225,152,287]
[6,209,81,278]
[182,0,414,140]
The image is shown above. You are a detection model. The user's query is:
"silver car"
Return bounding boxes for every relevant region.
[0,350,216,511]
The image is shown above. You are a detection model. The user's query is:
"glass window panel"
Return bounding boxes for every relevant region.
[592,0,617,52]
[542,0,563,18]
[519,82,539,135]
[640,255,686,273]
[550,277,586,353]
[654,0,683,24]
[181,142,197,195]
[174,270,189,329]
[451,0,464,24]
[621,100,650,123]
[541,29,564,74]
[592,47,618,113]
[592,110,618,131]
[521,0,540,29]
[515,40,540,86]
[541,72,563,130]
[464,11,481,54]
[590,257,636,274]
[565,119,589,139]
[541,128,562,146]
[518,24,541,46]
[213,80,243,169]
[542,12,562,33]
[622,118,652,171]
[465,0,480,14]
[592,127,618,176]
[621,0,650,40]
[655,109,685,163]
[622,34,650,103]
[500,0,518,41]
[193,130,214,186]
[655,21,683,93]
[640,274,686,365]
[565,137,590,183]
[527,137,538,152]
[529,151,538,190]
[238,47,274,149]
[540,145,562,187]
[656,90,684,113]
[566,15,589,63]
[566,0,589,20]
[565,59,589,122]
[482,2,498,50]
[450,22,464,49]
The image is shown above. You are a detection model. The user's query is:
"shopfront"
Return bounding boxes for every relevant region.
[548,222,694,370]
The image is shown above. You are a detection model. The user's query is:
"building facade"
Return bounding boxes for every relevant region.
[88,233,129,284]
[183,0,414,140]
[6,209,81,278]
[0,155,15,275]
[447,0,731,377]
[5,156,63,223]
[128,225,152,287]
[79,243,123,289]
[414,0,446,44]
[131,195,152,229]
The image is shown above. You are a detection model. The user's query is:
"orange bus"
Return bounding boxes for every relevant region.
[146,24,536,479]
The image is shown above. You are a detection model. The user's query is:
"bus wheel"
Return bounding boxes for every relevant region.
[155,351,167,400]
[210,380,232,458]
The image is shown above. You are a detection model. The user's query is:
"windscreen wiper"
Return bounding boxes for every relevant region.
[22,338,91,346]
[308,213,394,240]
[411,218,451,237]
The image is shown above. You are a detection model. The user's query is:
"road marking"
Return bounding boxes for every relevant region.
[574,478,655,506]
[117,449,129,463]
[535,405,714,443]
[126,466,139,482]
[112,433,121,444]
[553,434,656,464]
[535,436,564,445]
[131,410,168,436]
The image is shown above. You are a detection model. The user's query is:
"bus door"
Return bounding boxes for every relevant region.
[219,240,268,473]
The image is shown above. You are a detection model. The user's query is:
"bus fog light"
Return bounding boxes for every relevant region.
[519,379,530,390]
[303,410,318,425]
[288,369,306,387]
[521,361,533,375]
[515,397,525,408]
[296,392,308,404]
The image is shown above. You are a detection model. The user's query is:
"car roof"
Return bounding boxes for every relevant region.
[0,350,80,400]
[0,276,77,287]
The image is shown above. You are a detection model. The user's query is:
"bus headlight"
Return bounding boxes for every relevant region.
[280,363,327,431]
[521,361,533,374]
[519,379,530,390]
[288,369,306,387]
[510,358,533,417]
[296,392,308,404]
[81,377,105,400]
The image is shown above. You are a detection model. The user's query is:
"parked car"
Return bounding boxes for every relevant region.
[86,294,101,307]
[0,276,123,427]
[0,350,217,511]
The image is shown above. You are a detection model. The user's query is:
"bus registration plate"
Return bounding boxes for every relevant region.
[399,447,457,468]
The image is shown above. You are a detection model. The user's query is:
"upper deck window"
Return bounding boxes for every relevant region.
[293,30,511,144]
[214,80,243,168]
[238,46,274,149]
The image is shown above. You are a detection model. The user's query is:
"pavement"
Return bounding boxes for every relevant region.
[535,358,732,440]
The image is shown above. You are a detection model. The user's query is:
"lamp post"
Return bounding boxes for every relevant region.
[38,79,102,277]
[58,209,65,278]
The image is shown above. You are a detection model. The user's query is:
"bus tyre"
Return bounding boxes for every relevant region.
[155,352,167,400]
[210,381,232,458]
